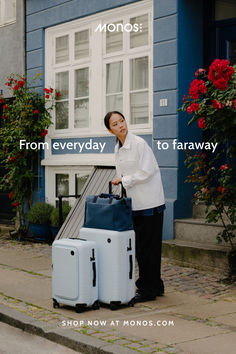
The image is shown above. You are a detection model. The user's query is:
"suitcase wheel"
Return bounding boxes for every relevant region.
[128,298,135,307]
[110,302,119,311]
[92,300,100,310]
[53,299,60,309]
[75,304,86,313]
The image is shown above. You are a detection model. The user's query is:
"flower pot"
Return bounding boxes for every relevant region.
[30,223,51,242]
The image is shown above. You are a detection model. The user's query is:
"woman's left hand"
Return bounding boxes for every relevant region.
[112,177,122,185]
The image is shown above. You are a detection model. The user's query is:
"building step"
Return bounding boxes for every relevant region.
[162,239,233,275]
[174,218,234,246]
[192,203,232,222]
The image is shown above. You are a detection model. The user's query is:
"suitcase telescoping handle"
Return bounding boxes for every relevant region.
[109,181,126,198]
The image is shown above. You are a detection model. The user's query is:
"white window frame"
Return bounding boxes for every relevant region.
[45,165,93,206]
[0,0,16,27]
[45,0,153,140]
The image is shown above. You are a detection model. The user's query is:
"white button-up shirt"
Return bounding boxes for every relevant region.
[114,131,165,211]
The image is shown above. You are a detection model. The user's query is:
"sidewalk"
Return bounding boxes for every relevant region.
[0,228,236,354]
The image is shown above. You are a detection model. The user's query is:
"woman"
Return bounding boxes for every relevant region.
[104,111,165,303]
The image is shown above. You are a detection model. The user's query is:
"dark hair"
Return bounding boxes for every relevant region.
[104,111,125,130]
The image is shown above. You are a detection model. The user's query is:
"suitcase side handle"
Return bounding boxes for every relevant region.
[92,262,96,287]
[129,255,133,280]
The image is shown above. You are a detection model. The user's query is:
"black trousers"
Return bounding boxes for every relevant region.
[132,211,164,297]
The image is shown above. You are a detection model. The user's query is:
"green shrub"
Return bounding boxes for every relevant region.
[27,202,54,225]
[50,203,71,227]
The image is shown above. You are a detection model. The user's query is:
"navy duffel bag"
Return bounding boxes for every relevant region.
[83,183,133,231]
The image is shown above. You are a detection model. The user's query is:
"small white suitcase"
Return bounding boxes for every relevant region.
[79,227,135,310]
[52,238,99,312]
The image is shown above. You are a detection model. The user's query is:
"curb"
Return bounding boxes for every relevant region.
[0,304,135,354]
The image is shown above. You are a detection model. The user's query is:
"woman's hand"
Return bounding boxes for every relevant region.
[112,177,122,185]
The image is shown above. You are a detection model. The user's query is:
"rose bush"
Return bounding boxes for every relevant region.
[179,59,236,251]
[0,74,59,235]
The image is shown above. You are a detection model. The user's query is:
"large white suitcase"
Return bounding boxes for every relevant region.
[52,238,99,313]
[79,227,135,310]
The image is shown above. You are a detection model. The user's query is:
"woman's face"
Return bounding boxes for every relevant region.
[109,113,128,140]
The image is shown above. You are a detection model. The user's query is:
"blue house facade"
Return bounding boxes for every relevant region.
[25,0,236,240]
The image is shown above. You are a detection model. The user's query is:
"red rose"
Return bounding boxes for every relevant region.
[41,129,48,137]
[182,95,187,102]
[13,85,18,91]
[217,186,223,193]
[195,68,206,77]
[234,100,236,109]
[194,192,199,198]
[213,78,228,91]
[8,156,16,162]
[34,109,39,114]
[220,164,228,171]
[56,92,60,97]
[45,94,50,99]
[189,79,200,99]
[3,104,7,110]
[9,192,13,199]
[217,186,227,193]
[49,88,53,93]
[208,59,234,90]
[198,117,206,129]
[13,201,19,207]
[187,103,200,114]
[17,80,25,87]
[2,114,7,119]
[43,88,50,94]
[7,82,12,86]
[212,99,223,109]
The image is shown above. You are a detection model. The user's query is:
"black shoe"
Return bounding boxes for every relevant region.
[134,291,156,303]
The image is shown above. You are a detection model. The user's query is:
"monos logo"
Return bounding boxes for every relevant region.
[95,23,143,32]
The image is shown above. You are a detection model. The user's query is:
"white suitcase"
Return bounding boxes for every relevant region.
[52,238,99,313]
[79,227,135,310]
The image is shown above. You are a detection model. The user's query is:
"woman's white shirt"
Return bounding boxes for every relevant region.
[114,131,165,211]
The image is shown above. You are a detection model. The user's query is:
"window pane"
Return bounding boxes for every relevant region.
[130,14,148,48]
[130,91,148,124]
[106,94,123,113]
[75,30,89,59]
[56,72,69,99]
[4,0,16,23]
[106,61,123,94]
[56,102,69,129]
[130,57,148,90]
[215,0,236,20]
[75,68,89,97]
[56,35,69,63]
[56,174,69,197]
[106,21,123,53]
[76,172,90,194]
[74,99,89,128]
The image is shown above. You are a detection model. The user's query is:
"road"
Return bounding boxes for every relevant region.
[0,322,81,354]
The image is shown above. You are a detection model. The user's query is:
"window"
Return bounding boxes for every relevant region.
[0,0,16,27]
[215,0,236,21]
[46,166,92,206]
[45,0,152,137]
